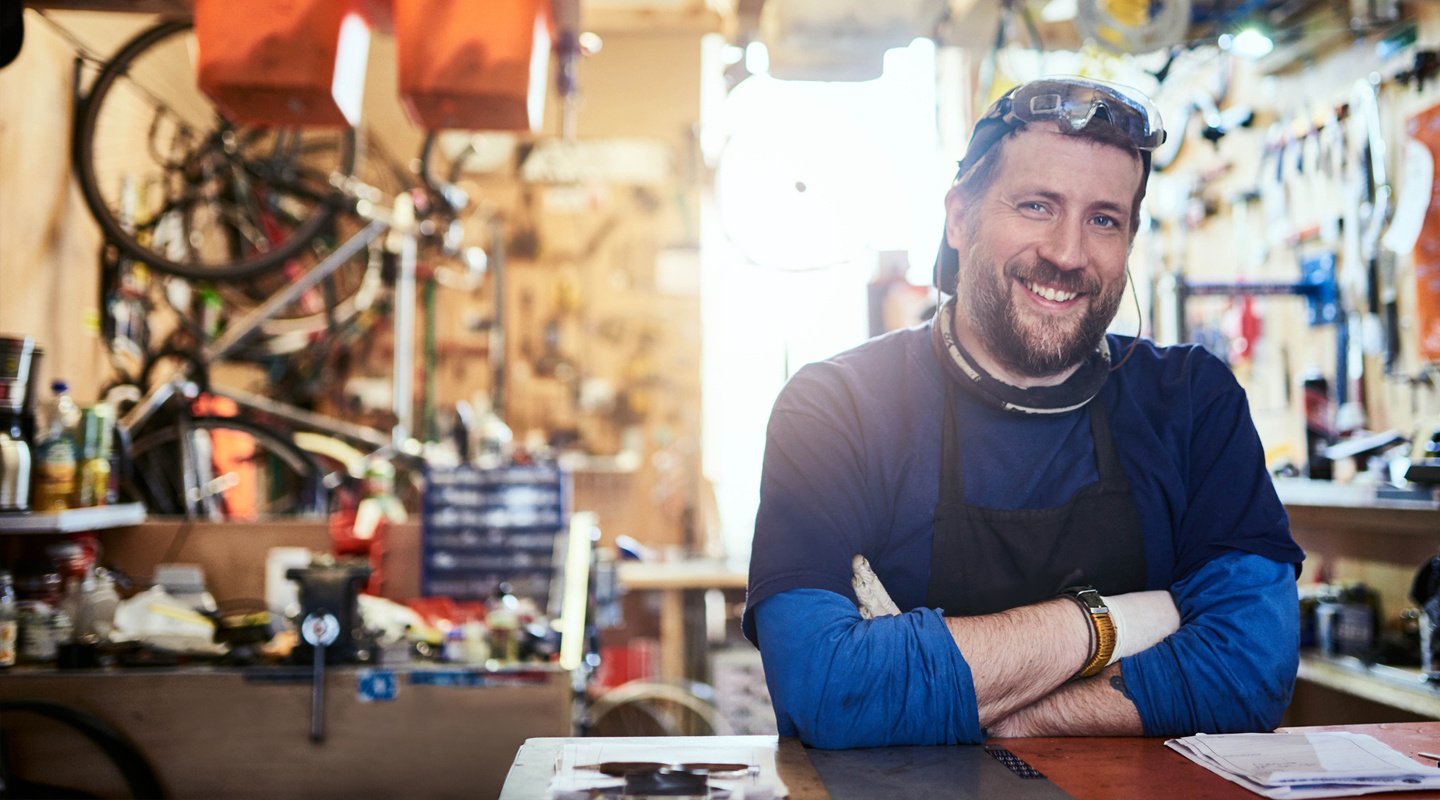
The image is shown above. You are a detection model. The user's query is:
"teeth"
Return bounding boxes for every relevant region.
[1025,281,1077,302]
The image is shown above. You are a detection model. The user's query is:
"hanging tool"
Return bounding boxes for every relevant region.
[1348,77,1398,372]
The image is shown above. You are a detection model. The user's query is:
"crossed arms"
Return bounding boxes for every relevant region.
[751,552,1299,749]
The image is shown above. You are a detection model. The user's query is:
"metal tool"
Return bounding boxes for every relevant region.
[301,612,340,743]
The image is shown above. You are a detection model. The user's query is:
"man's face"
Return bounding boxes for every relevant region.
[945,127,1141,383]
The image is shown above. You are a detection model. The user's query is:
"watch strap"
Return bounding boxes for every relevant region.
[1061,586,1116,679]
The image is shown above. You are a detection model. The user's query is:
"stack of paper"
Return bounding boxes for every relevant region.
[1167,732,1440,798]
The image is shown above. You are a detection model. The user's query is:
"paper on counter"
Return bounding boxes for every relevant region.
[1166,732,1440,799]
[548,737,789,799]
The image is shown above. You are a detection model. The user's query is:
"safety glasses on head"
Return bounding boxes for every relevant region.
[956,77,1165,179]
[1001,78,1164,148]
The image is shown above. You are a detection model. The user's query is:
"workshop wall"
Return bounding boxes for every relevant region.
[0,11,709,552]
[1147,5,1440,472]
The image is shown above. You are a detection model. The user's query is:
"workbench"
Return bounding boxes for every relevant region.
[0,662,573,798]
[501,722,1440,799]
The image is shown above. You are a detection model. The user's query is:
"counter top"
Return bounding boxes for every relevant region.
[501,723,1440,800]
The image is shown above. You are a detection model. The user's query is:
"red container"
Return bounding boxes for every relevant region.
[394,0,552,131]
[194,0,371,127]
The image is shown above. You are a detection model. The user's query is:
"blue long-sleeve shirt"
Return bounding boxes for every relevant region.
[744,327,1305,747]
[754,551,1298,748]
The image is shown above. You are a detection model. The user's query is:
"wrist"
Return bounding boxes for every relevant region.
[1060,586,1115,679]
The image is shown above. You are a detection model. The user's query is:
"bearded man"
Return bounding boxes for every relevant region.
[743,77,1304,748]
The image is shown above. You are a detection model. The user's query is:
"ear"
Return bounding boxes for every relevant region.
[943,185,968,252]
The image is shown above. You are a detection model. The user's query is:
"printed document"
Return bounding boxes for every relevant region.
[1167,732,1440,798]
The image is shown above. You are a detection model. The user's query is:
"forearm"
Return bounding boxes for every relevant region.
[755,589,983,748]
[942,588,1179,728]
[1124,552,1299,736]
[945,599,1091,726]
[989,664,1143,738]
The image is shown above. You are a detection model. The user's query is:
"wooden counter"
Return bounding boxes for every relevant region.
[617,558,747,680]
[1005,722,1440,800]
[0,663,573,799]
[501,723,1440,800]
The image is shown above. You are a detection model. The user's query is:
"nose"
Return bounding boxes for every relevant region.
[1035,215,1088,272]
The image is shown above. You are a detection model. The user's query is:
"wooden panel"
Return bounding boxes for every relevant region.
[0,666,571,799]
[98,519,423,602]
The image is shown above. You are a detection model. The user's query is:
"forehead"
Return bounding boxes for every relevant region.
[988,127,1143,208]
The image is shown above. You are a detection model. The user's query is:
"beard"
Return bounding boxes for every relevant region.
[957,244,1126,378]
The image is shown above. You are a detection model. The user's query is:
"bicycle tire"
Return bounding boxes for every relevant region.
[124,415,328,519]
[73,20,355,282]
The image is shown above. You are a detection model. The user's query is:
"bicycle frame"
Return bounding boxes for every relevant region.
[116,192,424,517]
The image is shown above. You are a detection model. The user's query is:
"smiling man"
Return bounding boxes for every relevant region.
[744,77,1304,748]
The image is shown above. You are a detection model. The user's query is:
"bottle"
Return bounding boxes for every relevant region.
[0,411,29,512]
[72,404,113,508]
[0,570,17,668]
[31,380,80,511]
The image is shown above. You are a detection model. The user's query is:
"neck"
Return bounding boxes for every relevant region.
[949,307,1081,389]
[930,299,1111,416]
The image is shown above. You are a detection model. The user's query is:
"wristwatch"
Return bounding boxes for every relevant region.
[1061,586,1115,679]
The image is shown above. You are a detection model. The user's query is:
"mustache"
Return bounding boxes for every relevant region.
[1004,258,1098,295]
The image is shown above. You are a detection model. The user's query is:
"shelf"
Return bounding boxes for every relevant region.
[0,502,147,534]
[1275,478,1440,538]
[1297,652,1440,719]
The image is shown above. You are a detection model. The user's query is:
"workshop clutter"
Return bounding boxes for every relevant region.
[0,535,563,670]
[1300,577,1426,668]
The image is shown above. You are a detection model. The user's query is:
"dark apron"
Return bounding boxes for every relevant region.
[924,383,1147,616]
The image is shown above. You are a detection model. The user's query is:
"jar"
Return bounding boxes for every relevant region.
[18,602,70,663]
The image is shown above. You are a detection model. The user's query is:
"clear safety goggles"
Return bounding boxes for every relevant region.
[957,77,1166,176]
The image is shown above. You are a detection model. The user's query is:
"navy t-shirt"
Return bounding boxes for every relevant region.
[744,323,1304,644]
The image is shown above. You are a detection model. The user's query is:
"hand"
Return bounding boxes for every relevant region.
[852,555,901,619]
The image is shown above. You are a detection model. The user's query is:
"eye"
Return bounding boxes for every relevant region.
[1090,214,1120,229]
[1019,200,1048,214]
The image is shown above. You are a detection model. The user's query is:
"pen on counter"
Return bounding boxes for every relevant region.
[1418,751,1440,766]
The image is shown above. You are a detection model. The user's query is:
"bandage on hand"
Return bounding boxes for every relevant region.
[1104,590,1180,663]
[852,555,901,619]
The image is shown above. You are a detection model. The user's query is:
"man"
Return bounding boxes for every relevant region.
[744,77,1304,749]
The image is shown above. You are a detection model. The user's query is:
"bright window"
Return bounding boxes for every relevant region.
[700,38,950,565]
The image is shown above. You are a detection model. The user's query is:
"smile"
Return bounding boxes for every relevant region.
[1022,280,1080,303]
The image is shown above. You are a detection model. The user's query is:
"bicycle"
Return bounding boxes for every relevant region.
[38,6,523,524]
[70,18,356,283]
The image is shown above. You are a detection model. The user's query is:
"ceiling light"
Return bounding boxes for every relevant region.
[1040,0,1078,23]
[1224,27,1273,59]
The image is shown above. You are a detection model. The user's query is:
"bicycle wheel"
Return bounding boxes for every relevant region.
[124,415,327,519]
[73,20,355,282]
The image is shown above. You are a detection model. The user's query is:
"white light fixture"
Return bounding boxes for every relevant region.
[745,40,771,75]
[1223,27,1274,59]
[1040,0,1078,23]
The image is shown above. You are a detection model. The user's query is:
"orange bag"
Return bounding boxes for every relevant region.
[394,0,552,131]
[194,0,371,127]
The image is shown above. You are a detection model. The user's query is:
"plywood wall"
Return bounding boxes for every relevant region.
[0,9,708,551]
